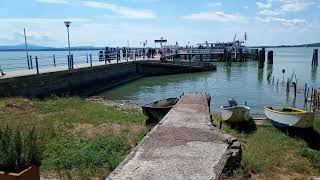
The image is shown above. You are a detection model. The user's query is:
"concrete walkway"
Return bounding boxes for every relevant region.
[107,94,241,180]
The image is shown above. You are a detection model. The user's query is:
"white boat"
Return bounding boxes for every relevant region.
[264,107,315,128]
[221,105,251,122]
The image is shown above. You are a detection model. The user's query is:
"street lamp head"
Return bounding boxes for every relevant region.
[64,21,71,28]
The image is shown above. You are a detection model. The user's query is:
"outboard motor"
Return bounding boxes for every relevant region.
[228,98,238,107]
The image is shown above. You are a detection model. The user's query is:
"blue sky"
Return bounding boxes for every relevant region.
[0,0,319,47]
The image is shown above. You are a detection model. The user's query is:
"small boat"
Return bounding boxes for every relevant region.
[142,98,179,122]
[221,99,250,122]
[264,107,315,128]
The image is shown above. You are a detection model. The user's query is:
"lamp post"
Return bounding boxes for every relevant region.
[64,21,72,56]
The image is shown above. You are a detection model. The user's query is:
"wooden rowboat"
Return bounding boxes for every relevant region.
[142,98,179,122]
[221,105,251,122]
[264,107,314,128]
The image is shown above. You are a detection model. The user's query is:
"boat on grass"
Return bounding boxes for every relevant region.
[264,107,314,128]
[221,99,250,122]
[142,98,179,122]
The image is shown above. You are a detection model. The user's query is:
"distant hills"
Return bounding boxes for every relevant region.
[0,44,104,51]
[250,42,320,48]
[1,42,320,51]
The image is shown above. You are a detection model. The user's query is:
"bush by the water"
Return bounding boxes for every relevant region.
[0,126,43,173]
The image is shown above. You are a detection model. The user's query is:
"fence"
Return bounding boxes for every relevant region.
[0,48,150,76]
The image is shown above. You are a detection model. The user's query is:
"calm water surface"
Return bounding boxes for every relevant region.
[99,47,320,114]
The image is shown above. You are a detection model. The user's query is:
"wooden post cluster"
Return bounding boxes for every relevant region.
[267,51,273,65]
[312,49,318,67]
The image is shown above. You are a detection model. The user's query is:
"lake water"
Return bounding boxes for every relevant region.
[98,47,320,114]
[0,47,319,114]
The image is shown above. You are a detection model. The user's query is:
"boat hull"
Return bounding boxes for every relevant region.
[264,107,314,128]
[142,98,178,122]
[221,106,250,122]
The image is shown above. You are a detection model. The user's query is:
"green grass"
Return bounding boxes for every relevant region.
[0,97,147,179]
[212,116,320,179]
[42,136,130,179]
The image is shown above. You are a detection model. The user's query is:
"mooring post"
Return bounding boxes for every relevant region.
[35,56,39,75]
[53,54,56,67]
[86,53,89,63]
[29,55,33,69]
[267,51,273,65]
[312,49,318,67]
[90,54,93,67]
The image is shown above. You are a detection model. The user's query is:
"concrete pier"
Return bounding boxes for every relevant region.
[107,94,241,180]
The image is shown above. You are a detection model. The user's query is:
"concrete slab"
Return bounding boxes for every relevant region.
[107,94,241,180]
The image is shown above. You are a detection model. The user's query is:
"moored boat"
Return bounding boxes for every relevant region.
[142,98,179,122]
[221,99,250,122]
[264,107,315,128]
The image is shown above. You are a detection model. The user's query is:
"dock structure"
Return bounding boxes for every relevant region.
[107,94,241,180]
[168,48,249,62]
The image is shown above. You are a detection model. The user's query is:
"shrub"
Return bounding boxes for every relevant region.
[0,126,43,173]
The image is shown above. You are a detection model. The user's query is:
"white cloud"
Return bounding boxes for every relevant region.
[256,2,272,9]
[35,0,69,4]
[243,6,249,9]
[81,1,156,19]
[182,12,247,22]
[208,2,223,7]
[257,0,314,15]
[256,17,307,26]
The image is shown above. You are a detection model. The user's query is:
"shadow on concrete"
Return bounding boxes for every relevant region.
[225,120,257,134]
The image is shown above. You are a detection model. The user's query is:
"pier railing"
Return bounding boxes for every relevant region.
[0,49,151,78]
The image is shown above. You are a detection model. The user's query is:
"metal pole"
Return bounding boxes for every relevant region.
[90,54,92,67]
[29,55,33,69]
[24,28,30,69]
[67,27,71,57]
[35,56,39,75]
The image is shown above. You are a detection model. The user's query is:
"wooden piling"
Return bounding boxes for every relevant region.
[258,50,265,69]
[239,48,243,62]
[267,51,273,64]
[293,82,297,97]
[312,49,318,67]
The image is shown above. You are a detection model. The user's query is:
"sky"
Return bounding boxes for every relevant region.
[0,0,319,47]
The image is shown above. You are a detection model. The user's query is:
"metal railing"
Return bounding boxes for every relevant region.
[0,49,151,77]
